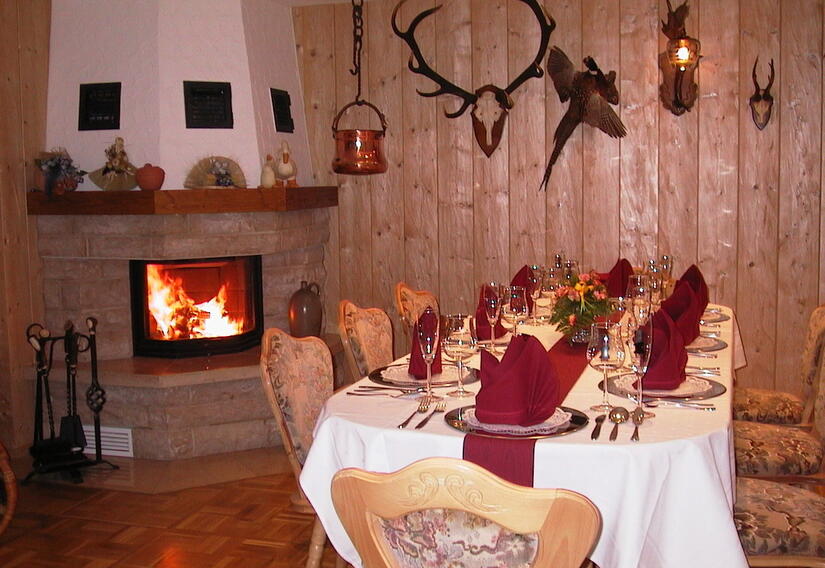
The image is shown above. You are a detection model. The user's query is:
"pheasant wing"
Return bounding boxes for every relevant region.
[548,46,575,103]
[583,92,627,138]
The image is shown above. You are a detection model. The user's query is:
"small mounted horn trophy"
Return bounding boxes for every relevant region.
[750,57,775,130]
[658,0,700,116]
[392,0,555,157]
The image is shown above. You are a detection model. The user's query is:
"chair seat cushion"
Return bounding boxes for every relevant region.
[735,477,825,557]
[733,387,804,425]
[734,421,823,476]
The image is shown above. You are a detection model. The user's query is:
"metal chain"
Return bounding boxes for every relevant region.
[350,0,364,102]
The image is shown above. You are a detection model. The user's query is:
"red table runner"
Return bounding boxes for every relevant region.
[463,336,590,486]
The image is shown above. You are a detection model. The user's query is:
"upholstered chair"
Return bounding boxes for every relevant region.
[733,304,825,425]
[0,441,17,537]
[733,305,825,479]
[331,457,601,568]
[259,328,345,568]
[393,282,439,336]
[338,300,394,383]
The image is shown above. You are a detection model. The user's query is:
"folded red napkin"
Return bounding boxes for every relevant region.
[408,307,442,379]
[510,265,535,312]
[475,287,508,341]
[475,334,561,426]
[605,258,634,298]
[679,264,709,313]
[660,280,700,344]
[640,310,688,390]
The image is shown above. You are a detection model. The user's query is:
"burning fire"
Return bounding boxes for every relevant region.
[146,265,244,339]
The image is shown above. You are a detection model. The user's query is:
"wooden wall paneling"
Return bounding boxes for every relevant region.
[776,0,822,392]
[436,0,475,314]
[366,0,406,354]
[697,0,739,307]
[619,0,659,266]
[657,0,699,274]
[401,0,439,297]
[580,0,620,272]
[294,5,340,333]
[735,0,781,390]
[544,0,583,262]
[334,2,373,308]
[507,0,546,272]
[471,0,510,285]
[823,1,825,307]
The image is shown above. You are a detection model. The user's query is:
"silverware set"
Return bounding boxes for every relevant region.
[347,385,425,397]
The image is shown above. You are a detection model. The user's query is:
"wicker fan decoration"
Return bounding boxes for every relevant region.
[184,156,247,189]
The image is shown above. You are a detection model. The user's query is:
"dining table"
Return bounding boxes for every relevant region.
[299,304,749,568]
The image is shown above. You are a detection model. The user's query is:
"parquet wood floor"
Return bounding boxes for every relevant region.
[0,473,344,567]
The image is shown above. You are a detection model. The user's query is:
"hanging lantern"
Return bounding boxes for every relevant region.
[331,0,388,175]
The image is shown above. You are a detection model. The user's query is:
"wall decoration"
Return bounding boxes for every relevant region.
[270,88,295,133]
[749,57,775,130]
[658,0,700,115]
[183,81,234,129]
[260,155,276,188]
[184,156,246,188]
[88,137,138,191]
[136,163,165,191]
[392,0,555,157]
[78,82,121,131]
[34,148,87,197]
[274,141,298,188]
[541,47,627,191]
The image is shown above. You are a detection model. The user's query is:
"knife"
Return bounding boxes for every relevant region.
[590,414,606,440]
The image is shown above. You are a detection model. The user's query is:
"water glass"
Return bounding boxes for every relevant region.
[587,321,623,412]
[480,282,503,352]
[501,285,528,336]
[441,314,477,398]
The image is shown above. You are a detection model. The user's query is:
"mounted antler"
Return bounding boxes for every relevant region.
[750,57,775,130]
[392,0,555,157]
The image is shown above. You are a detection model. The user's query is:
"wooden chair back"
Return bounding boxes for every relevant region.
[0,440,18,536]
[338,300,394,382]
[393,282,439,334]
[331,457,601,568]
[803,304,825,430]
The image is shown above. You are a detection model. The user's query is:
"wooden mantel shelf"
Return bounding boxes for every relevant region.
[27,186,338,215]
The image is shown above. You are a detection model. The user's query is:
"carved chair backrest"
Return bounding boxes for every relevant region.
[338,300,394,381]
[393,282,439,334]
[803,305,825,435]
[259,328,333,481]
[0,440,17,536]
[331,457,601,568]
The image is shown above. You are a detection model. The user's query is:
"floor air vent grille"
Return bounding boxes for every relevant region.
[82,425,134,457]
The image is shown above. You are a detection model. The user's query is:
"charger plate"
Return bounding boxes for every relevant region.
[686,336,727,353]
[445,405,588,440]
[701,312,730,324]
[603,375,726,401]
[369,364,479,388]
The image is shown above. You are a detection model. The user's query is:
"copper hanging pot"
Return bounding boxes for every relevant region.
[331,100,388,175]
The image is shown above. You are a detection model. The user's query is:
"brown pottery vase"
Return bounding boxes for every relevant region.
[136,163,165,191]
[288,281,322,337]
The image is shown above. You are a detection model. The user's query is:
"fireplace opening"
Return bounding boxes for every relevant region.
[129,256,263,358]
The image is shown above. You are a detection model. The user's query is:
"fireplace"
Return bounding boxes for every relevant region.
[129,255,263,358]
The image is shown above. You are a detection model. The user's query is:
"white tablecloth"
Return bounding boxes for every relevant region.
[300,305,748,568]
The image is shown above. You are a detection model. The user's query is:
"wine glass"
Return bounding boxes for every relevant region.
[562,259,579,286]
[416,306,442,401]
[480,282,503,353]
[630,316,654,418]
[626,274,651,333]
[441,314,477,398]
[527,265,544,323]
[649,266,664,309]
[538,266,560,319]
[660,254,674,296]
[587,321,623,412]
[501,285,528,336]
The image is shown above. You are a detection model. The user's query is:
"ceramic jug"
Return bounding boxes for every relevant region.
[288,281,322,337]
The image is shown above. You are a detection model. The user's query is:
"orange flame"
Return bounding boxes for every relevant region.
[146,265,244,340]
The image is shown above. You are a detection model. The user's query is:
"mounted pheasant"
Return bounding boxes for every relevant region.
[540,47,627,191]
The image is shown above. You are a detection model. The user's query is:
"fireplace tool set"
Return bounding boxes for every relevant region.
[24,317,118,484]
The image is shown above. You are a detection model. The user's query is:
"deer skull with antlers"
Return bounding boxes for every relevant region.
[750,57,775,130]
[392,0,555,157]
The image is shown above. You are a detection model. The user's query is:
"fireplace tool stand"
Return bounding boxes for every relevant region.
[24,318,118,484]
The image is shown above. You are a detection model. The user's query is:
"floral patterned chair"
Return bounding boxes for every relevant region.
[735,477,825,566]
[331,457,601,568]
[259,328,345,568]
[734,304,825,478]
[338,300,394,383]
[394,282,439,337]
[733,304,825,425]
[0,441,17,537]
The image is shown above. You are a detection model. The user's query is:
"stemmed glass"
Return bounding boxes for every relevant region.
[630,316,654,418]
[587,321,624,412]
[527,265,543,323]
[441,314,477,398]
[416,306,442,401]
[626,274,651,332]
[539,266,560,316]
[501,286,529,336]
[480,282,503,353]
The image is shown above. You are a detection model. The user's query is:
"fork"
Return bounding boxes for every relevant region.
[397,398,431,429]
[414,401,447,429]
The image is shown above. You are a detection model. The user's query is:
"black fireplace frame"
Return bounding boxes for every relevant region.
[129,255,264,358]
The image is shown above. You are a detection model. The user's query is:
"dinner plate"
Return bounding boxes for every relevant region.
[603,376,727,401]
[444,405,588,439]
[701,312,730,324]
[368,364,479,388]
[686,336,728,353]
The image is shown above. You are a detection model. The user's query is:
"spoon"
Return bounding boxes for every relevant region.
[608,406,629,441]
[630,407,644,442]
[590,414,607,440]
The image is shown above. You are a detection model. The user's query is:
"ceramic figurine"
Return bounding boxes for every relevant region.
[260,155,276,188]
[274,141,298,188]
[89,137,138,191]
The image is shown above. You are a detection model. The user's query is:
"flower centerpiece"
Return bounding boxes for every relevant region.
[35,148,87,197]
[549,271,612,343]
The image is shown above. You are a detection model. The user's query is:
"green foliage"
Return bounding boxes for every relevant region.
[549,272,612,336]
